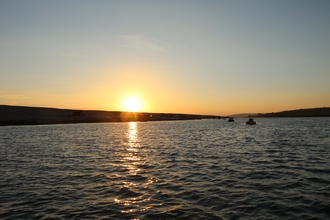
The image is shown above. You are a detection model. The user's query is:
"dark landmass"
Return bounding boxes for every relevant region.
[255,107,330,117]
[0,105,221,126]
[227,113,258,118]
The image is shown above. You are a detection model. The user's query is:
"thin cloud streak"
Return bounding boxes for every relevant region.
[60,53,89,58]
[116,35,167,52]
[0,93,31,99]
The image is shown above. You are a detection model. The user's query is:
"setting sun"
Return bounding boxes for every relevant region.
[123,97,142,112]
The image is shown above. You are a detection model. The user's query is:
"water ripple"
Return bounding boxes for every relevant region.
[1,118,330,219]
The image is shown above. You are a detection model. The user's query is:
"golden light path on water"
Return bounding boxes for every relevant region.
[114,122,155,218]
[126,122,140,176]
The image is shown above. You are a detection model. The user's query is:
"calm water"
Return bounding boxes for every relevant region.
[1,118,330,220]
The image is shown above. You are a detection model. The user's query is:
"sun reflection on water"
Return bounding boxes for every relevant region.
[125,122,141,175]
[128,122,138,143]
[113,122,154,218]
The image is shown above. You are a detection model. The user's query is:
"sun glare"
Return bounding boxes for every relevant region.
[124,97,142,112]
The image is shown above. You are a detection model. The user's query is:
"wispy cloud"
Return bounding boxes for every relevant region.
[0,92,31,99]
[117,35,167,52]
[60,53,89,58]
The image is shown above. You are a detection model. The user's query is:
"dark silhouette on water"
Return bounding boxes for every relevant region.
[246,118,256,125]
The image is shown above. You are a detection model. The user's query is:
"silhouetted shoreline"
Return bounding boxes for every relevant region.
[0,105,221,126]
[254,107,330,118]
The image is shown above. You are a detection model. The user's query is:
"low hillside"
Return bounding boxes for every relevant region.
[0,105,220,126]
[255,107,330,117]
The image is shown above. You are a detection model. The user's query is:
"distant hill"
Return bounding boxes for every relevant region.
[0,105,221,126]
[227,113,258,118]
[255,107,330,117]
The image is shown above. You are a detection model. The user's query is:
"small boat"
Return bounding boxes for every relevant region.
[228,117,234,122]
[246,118,256,125]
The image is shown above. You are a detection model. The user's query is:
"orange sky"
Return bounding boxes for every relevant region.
[1,1,330,116]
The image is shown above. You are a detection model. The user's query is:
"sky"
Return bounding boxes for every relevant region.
[1,0,330,116]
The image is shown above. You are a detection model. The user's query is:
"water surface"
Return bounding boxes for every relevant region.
[1,118,330,219]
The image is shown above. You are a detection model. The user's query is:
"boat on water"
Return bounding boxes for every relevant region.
[246,118,256,125]
[228,117,234,122]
